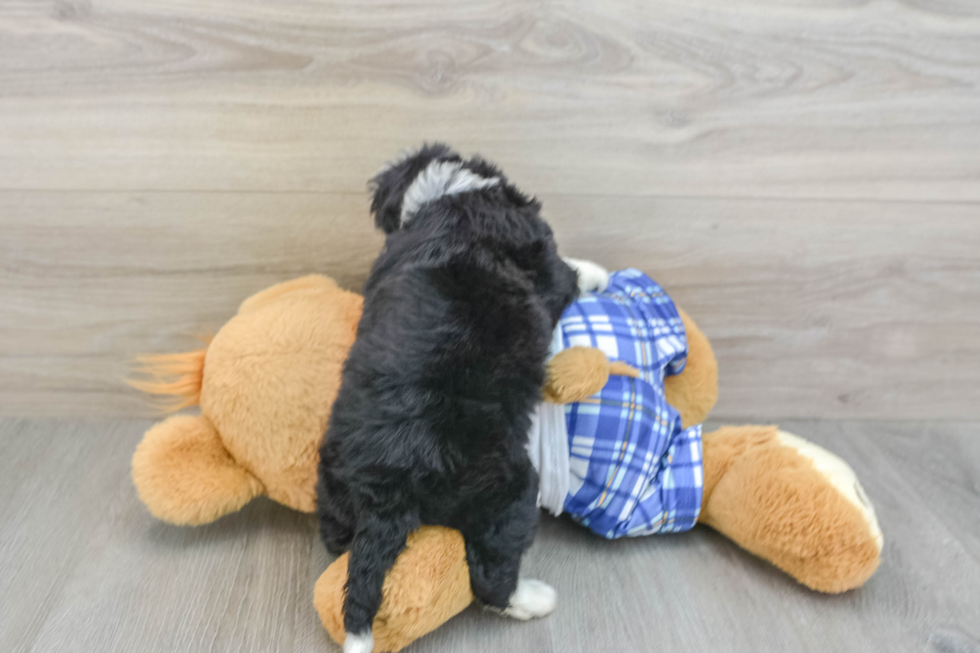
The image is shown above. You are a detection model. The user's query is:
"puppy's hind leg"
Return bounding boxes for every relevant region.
[316,451,357,555]
[342,509,419,653]
[462,472,557,621]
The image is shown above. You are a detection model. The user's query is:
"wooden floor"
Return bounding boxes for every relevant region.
[2,0,980,420]
[2,418,978,653]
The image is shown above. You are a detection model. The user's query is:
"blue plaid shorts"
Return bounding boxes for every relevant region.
[560,269,703,538]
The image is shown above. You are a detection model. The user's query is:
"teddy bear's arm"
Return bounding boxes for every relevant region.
[543,307,716,418]
[542,347,639,403]
[664,307,718,428]
[132,415,265,525]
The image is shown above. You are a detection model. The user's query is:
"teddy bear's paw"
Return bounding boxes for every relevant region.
[503,578,557,620]
[343,630,374,653]
[776,430,884,553]
[564,258,610,295]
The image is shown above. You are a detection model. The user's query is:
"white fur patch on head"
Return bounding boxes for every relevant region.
[343,630,374,653]
[400,160,500,225]
[502,578,557,620]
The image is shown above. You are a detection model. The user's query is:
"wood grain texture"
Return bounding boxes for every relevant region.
[1,0,979,418]
[547,195,980,420]
[1,0,979,200]
[0,191,384,416]
[1,418,977,653]
[2,192,978,419]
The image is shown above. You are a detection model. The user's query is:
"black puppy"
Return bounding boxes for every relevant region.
[317,144,608,653]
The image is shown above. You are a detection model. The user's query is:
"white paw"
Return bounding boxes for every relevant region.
[344,631,373,653]
[564,257,609,294]
[503,578,557,620]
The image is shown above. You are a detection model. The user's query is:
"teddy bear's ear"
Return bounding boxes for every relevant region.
[369,143,458,233]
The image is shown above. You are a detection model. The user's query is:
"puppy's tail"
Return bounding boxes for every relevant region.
[127,342,210,412]
[343,511,418,651]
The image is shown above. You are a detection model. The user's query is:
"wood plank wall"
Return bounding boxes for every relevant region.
[1,0,978,419]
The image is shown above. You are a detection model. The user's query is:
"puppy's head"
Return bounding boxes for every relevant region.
[370,143,521,233]
[369,143,460,233]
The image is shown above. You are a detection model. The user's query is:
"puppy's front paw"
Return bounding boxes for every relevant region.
[503,578,557,620]
[564,258,609,294]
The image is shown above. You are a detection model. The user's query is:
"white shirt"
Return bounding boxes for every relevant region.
[526,326,570,516]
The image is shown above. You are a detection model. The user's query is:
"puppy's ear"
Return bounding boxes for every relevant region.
[369,143,458,233]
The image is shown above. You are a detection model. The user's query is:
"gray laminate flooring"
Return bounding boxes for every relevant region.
[1,418,977,653]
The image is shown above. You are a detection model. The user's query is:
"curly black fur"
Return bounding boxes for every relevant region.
[317,144,578,638]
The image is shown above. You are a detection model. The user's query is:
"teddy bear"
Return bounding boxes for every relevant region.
[131,271,883,653]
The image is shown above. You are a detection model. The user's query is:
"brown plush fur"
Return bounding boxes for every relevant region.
[699,426,881,593]
[131,275,362,520]
[128,348,209,412]
[315,527,474,652]
[200,276,362,512]
[664,308,719,428]
[132,415,264,525]
[132,275,880,653]
[542,347,639,403]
